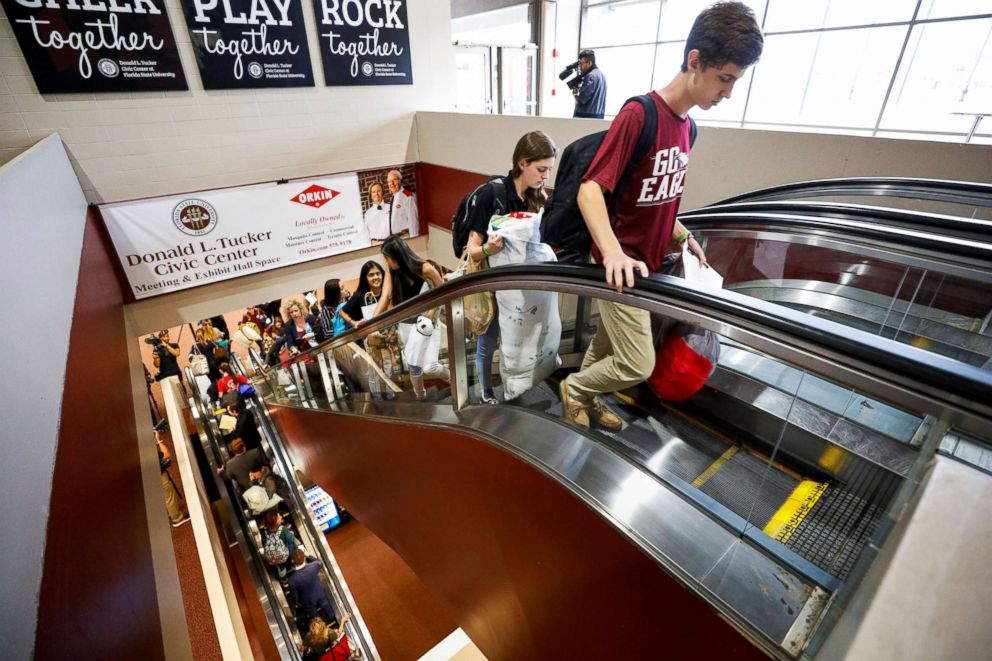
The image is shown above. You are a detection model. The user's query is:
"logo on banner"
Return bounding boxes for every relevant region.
[97,59,120,78]
[247,62,264,79]
[173,199,218,236]
[291,184,340,209]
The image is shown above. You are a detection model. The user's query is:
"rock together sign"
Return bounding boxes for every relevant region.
[312,0,412,86]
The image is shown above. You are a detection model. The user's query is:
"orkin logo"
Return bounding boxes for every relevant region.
[291,184,340,209]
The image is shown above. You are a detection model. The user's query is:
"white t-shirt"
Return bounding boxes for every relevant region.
[389,187,419,237]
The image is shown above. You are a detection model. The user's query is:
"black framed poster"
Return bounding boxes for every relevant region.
[0,0,187,93]
[178,0,314,89]
[311,0,412,86]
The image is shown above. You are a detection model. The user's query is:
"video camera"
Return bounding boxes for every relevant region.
[143,335,163,346]
[558,60,584,91]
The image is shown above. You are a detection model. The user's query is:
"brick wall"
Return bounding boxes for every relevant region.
[0,0,453,203]
[357,163,417,211]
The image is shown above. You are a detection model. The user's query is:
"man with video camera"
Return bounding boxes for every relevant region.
[561,49,607,119]
[148,330,182,383]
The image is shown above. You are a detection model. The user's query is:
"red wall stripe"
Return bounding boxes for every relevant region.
[34,207,164,659]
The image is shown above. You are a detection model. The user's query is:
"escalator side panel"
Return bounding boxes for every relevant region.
[269,405,769,660]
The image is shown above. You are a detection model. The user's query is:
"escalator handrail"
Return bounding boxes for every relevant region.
[679,200,992,240]
[272,264,992,419]
[670,210,992,264]
[710,177,992,207]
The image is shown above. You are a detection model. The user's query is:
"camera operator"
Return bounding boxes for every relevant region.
[148,330,182,383]
[156,429,190,527]
[570,49,607,119]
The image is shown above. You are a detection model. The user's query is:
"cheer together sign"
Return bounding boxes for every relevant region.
[0,0,187,92]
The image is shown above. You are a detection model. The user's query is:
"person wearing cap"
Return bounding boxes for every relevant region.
[573,49,607,119]
[152,330,182,382]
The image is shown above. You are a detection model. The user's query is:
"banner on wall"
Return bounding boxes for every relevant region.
[101,174,372,299]
[178,0,315,89]
[0,0,187,93]
[312,0,413,86]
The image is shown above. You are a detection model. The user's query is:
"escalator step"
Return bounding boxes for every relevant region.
[697,450,799,527]
[784,488,882,580]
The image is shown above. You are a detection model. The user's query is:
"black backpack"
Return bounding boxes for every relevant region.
[540,96,697,263]
[451,176,506,258]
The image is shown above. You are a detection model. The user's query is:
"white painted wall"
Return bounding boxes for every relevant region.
[0,0,454,203]
[415,111,992,210]
[0,134,88,661]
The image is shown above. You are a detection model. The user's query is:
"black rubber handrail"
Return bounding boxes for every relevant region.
[674,210,992,264]
[276,263,992,420]
[711,177,992,207]
[679,200,992,242]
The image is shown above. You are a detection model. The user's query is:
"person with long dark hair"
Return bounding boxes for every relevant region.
[338,260,384,330]
[317,278,349,341]
[375,235,449,400]
[460,130,557,403]
[340,260,399,398]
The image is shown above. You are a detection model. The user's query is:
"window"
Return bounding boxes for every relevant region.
[576,0,992,141]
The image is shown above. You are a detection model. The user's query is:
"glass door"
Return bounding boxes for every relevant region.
[454,46,494,114]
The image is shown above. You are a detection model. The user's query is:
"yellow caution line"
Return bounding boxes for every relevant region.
[692,446,739,488]
[764,480,829,543]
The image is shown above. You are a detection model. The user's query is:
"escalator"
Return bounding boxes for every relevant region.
[183,359,376,661]
[237,178,992,658]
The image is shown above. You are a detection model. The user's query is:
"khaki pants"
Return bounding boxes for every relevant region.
[567,299,655,406]
[162,470,184,523]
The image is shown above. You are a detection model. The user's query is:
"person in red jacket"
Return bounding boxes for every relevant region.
[217,362,248,396]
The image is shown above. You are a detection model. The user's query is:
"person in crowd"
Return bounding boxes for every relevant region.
[386,169,419,238]
[559,1,762,430]
[284,299,320,355]
[217,362,249,397]
[200,318,225,343]
[263,316,285,354]
[340,260,399,399]
[262,509,299,577]
[317,279,349,341]
[217,437,270,490]
[262,472,292,503]
[363,182,391,241]
[242,305,269,329]
[338,260,385,331]
[157,431,190,527]
[301,615,353,661]
[376,235,450,400]
[461,130,558,404]
[573,49,608,119]
[152,329,182,383]
[189,328,222,382]
[287,550,336,624]
[265,326,290,367]
[227,400,262,452]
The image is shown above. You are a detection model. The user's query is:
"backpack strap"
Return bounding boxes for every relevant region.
[620,95,658,184]
[489,177,507,215]
[689,116,697,147]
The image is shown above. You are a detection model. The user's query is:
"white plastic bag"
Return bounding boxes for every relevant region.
[682,243,724,288]
[399,318,442,370]
[487,211,562,399]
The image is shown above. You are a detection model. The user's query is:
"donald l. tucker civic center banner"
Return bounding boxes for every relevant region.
[101,174,371,299]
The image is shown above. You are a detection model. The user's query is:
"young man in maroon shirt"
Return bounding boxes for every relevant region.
[560,2,764,429]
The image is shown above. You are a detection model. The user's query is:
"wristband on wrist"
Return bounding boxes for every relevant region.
[676,229,690,244]
[481,243,490,257]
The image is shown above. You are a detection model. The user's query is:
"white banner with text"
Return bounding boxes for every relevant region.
[101,174,371,299]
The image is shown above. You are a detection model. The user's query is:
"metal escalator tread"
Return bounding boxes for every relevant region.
[784,487,881,580]
[697,450,799,527]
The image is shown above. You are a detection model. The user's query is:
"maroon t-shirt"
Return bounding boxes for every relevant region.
[583,92,691,273]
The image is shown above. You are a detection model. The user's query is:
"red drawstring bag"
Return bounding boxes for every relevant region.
[648,324,720,401]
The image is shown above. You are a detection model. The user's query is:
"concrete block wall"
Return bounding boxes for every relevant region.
[0,0,454,203]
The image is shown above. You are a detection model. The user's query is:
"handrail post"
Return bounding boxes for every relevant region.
[447,299,470,411]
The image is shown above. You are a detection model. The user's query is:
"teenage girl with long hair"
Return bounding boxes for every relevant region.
[375,235,450,400]
[462,130,558,403]
[340,260,400,398]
